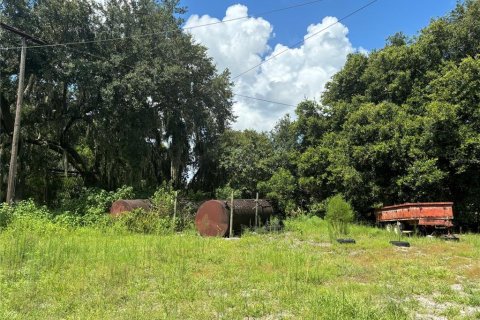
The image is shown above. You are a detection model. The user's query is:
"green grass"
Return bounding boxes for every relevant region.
[0,216,479,319]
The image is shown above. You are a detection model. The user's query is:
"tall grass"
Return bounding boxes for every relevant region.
[0,215,479,319]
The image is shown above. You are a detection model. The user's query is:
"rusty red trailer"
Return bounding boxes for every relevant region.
[375,202,454,231]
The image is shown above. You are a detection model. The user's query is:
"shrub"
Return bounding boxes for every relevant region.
[55,176,85,208]
[57,185,135,226]
[0,200,52,223]
[257,168,297,215]
[308,201,326,218]
[184,190,210,202]
[150,184,195,232]
[325,194,354,239]
[0,203,14,230]
[0,200,66,235]
[215,185,242,200]
[151,184,176,218]
[115,208,172,235]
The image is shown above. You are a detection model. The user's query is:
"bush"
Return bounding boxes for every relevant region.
[151,184,176,218]
[0,200,52,223]
[55,176,85,208]
[308,201,326,217]
[150,184,196,232]
[57,185,135,226]
[0,203,14,230]
[215,185,242,199]
[115,208,173,235]
[184,190,210,202]
[0,200,66,234]
[257,168,297,215]
[325,194,354,239]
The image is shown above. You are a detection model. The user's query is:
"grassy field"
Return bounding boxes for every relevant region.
[0,216,479,320]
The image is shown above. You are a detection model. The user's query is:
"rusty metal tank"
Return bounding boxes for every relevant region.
[109,199,152,217]
[195,199,274,237]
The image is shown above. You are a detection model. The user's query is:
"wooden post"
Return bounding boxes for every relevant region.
[173,191,178,222]
[229,191,234,238]
[255,192,259,228]
[397,221,401,241]
[6,38,26,204]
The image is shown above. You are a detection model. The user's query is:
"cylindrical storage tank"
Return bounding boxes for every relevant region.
[195,199,274,237]
[109,199,152,217]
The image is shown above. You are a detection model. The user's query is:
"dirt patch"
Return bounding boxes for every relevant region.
[414,294,480,319]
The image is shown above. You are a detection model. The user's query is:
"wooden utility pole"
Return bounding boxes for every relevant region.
[0,23,46,204]
[173,191,178,221]
[6,38,26,204]
[255,192,259,228]
[229,191,234,238]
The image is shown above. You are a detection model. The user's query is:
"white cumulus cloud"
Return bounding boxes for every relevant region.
[185,5,357,131]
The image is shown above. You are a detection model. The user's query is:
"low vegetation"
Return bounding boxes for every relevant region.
[1,1,480,230]
[0,212,479,319]
[325,194,354,239]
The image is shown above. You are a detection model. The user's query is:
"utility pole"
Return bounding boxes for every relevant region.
[255,192,259,228]
[0,22,46,204]
[229,191,234,238]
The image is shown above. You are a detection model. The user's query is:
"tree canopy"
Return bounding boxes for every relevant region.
[0,0,233,201]
[252,0,480,226]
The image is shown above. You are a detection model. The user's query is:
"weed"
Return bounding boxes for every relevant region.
[0,216,479,319]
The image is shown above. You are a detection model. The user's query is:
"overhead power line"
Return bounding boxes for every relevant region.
[233,93,296,107]
[232,0,379,80]
[0,0,329,51]
[184,0,329,30]
[0,0,379,110]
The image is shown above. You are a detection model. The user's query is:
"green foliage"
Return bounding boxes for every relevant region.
[115,208,173,235]
[61,185,134,215]
[0,203,13,230]
[295,100,330,149]
[2,0,480,230]
[151,184,176,218]
[55,177,86,207]
[215,184,242,199]
[280,1,480,227]
[0,0,233,196]
[0,185,196,234]
[396,158,447,201]
[7,199,52,219]
[325,195,354,238]
[0,200,62,234]
[218,130,274,197]
[150,184,196,232]
[258,168,297,214]
[308,201,327,218]
[183,189,210,202]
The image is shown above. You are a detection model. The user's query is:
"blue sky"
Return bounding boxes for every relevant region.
[179,0,459,131]
[180,0,457,51]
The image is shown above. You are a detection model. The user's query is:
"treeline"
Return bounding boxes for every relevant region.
[1,1,480,228]
[0,0,233,199]
[214,1,480,227]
